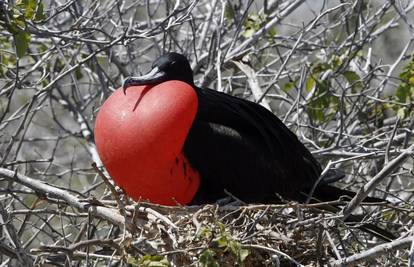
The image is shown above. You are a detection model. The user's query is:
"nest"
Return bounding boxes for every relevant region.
[26,198,410,267]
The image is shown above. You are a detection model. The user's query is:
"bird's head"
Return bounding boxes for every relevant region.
[123,52,194,94]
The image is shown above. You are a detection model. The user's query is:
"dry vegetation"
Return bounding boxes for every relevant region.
[0,0,414,266]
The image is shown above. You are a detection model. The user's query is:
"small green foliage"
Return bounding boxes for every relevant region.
[283,81,295,92]
[0,0,45,58]
[127,256,139,266]
[382,209,396,221]
[135,255,170,267]
[343,70,362,89]
[330,54,342,69]
[311,62,331,74]
[268,27,277,39]
[307,78,339,122]
[197,225,213,240]
[199,249,220,267]
[224,3,235,22]
[243,13,259,38]
[305,75,316,92]
[214,223,250,265]
[14,30,31,58]
[16,0,45,21]
[197,222,250,266]
[75,66,84,80]
[243,13,276,39]
[305,54,364,123]
[0,37,17,78]
[54,58,65,72]
[392,55,414,118]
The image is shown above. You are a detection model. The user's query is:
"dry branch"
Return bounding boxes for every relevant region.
[1,0,413,265]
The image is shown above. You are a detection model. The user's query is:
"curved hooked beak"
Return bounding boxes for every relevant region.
[123,67,168,94]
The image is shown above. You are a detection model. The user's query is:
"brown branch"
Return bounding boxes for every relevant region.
[331,236,414,266]
[342,144,414,219]
[0,168,140,232]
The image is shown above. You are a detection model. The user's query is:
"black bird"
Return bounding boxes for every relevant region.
[122,52,353,205]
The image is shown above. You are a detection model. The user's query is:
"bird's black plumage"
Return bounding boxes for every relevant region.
[122,53,360,204]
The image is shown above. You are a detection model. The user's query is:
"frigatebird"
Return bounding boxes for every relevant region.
[119,52,349,205]
[95,53,395,240]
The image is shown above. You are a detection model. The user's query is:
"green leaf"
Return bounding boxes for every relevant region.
[14,14,27,29]
[396,108,406,119]
[343,70,360,84]
[127,256,140,266]
[238,248,250,263]
[41,79,49,87]
[242,28,255,38]
[6,20,21,35]
[13,0,45,22]
[34,1,45,21]
[283,81,295,92]
[268,27,277,38]
[97,55,106,66]
[395,84,409,103]
[217,222,226,233]
[197,226,212,240]
[16,0,27,6]
[199,249,219,267]
[391,55,414,118]
[343,70,363,91]
[307,78,339,122]
[329,55,342,68]
[382,210,396,221]
[243,13,266,38]
[0,53,11,78]
[315,78,329,92]
[306,76,316,91]
[24,0,37,19]
[75,66,83,80]
[312,62,330,73]
[308,106,325,122]
[15,30,31,58]
[138,255,170,267]
[216,235,229,248]
[224,3,235,21]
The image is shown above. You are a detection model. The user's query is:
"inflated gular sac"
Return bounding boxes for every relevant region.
[94,81,200,205]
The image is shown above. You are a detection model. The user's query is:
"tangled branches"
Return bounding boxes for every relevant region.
[1,0,414,265]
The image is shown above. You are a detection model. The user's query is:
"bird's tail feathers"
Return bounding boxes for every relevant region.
[311,184,386,203]
[318,169,346,185]
[303,185,395,241]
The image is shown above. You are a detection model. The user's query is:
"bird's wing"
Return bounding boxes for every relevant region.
[195,88,322,189]
[185,120,280,203]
